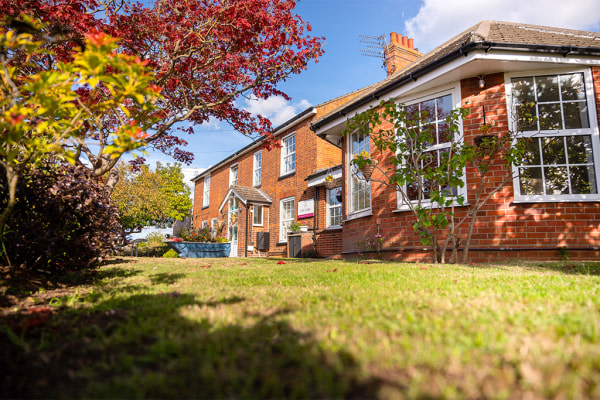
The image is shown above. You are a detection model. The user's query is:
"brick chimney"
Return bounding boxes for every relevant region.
[385,32,423,76]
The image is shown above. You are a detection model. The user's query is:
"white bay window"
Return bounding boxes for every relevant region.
[508,70,599,201]
[348,130,371,217]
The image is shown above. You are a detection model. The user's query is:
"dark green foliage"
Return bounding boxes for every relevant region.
[1,160,120,272]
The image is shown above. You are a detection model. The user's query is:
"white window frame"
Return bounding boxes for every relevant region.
[326,186,342,228]
[395,86,466,211]
[346,130,372,219]
[253,150,262,186]
[506,68,600,203]
[229,164,238,186]
[201,220,208,229]
[202,176,210,208]
[280,133,296,176]
[253,205,263,226]
[279,197,295,242]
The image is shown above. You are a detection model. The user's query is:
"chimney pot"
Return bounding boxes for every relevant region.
[408,38,414,49]
[390,32,397,44]
[402,35,408,47]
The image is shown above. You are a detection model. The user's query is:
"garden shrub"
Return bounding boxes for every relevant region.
[162,249,179,258]
[0,160,120,273]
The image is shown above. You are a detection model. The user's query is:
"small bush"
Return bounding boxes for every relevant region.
[162,249,179,258]
[1,160,120,273]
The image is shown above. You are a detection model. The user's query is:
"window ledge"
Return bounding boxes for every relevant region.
[512,197,600,204]
[344,210,372,222]
[324,225,342,231]
[278,172,296,180]
[393,202,470,212]
[276,241,288,246]
[201,206,209,210]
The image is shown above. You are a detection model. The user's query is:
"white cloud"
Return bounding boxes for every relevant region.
[405,0,600,53]
[243,95,313,126]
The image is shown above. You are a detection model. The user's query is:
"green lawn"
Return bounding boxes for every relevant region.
[2,258,600,399]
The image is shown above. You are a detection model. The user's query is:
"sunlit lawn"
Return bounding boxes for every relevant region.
[2,257,600,398]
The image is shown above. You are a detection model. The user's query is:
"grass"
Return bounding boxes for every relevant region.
[2,257,600,399]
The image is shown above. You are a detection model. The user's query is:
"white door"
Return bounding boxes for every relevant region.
[228,198,239,257]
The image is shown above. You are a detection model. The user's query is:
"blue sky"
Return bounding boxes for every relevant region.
[137,0,600,188]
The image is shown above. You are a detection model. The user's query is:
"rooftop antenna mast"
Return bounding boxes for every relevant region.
[360,34,387,69]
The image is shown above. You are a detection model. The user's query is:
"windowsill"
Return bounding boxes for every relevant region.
[344,210,372,222]
[512,197,600,204]
[253,224,263,227]
[276,241,288,246]
[324,225,342,231]
[201,206,209,210]
[278,172,296,180]
[253,184,261,188]
[393,202,470,212]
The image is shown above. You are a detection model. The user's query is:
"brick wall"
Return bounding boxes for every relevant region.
[192,113,344,258]
[339,70,600,263]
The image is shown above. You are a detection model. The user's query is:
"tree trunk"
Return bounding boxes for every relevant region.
[0,166,19,266]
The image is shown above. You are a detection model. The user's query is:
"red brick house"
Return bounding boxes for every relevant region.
[191,90,369,257]
[311,21,600,262]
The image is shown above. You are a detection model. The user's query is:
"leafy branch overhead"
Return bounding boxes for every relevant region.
[0,21,161,237]
[1,0,325,188]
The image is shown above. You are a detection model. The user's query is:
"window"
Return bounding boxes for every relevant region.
[327,187,342,227]
[348,130,371,215]
[400,93,459,206]
[202,176,210,207]
[229,164,238,186]
[253,151,262,186]
[253,205,263,226]
[281,133,296,175]
[508,70,599,201]
[211,217,218,238]
[279,197,295,242]
[201,220,208,229]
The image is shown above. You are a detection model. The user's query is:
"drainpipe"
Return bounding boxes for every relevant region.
[245,205,249,257]
[312,188,318,253]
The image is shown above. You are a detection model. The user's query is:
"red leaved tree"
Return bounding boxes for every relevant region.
[2,0,323,189]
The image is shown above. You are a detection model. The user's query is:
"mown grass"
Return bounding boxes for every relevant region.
[2,258,600,399]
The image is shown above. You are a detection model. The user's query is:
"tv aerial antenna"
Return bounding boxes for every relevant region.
[360,34,387,69]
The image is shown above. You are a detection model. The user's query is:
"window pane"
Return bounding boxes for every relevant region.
[538,103,562,130]
[437,121,451,144]
[422,99,435,122]
[519,167,543,195]
[512,77,535,104]
[541,137,566,165]
[544,166,569,194]
[516,103,537,131]
[560,73,585,101]
[570,166,597,194]
[536,75,560,102]
[563,102,589,129]
[567,136,594,164]
[520,138,541,165]
[436,94,452,119]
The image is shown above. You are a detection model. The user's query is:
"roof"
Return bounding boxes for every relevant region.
[218,185,272,212]
[311,20,600,131]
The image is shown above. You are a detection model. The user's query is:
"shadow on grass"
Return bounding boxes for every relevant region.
[1,292,384,399]
[149,272,186,285]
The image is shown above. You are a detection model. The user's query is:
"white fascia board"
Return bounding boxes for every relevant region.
[314,50,600,137]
